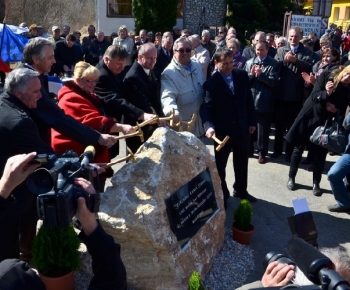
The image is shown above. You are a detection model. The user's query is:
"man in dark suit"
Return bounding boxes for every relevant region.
[94,45,156,156]
[200,47,257,209]
[153,32,173,82]
[123,43,164,153]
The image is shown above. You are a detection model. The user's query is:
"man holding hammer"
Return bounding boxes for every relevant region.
[200,47,257,210]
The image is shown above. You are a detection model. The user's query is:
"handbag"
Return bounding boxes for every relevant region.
[310,114,348,154]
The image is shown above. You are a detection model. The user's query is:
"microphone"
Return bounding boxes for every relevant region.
[80,146,96,167]
[287,237,350,289]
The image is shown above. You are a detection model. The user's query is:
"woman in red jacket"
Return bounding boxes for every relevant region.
[52,61,135,164]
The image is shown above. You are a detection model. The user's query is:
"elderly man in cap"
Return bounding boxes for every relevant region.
[47,26,64,43]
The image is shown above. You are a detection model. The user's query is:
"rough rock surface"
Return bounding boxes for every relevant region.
[94,128,225,289]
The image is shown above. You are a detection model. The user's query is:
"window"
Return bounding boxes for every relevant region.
[346,6,350,21]
[177,0,183,19]
[107,0,132,17]
[334,7,340,21]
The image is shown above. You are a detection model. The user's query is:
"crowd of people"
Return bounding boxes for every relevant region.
[0,20,350,289]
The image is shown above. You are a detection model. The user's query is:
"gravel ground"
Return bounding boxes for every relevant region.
[74,226,254,290]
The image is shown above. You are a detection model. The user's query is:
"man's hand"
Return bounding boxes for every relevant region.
[261,261,295,287]
[205,127,215,139]
[249,126,256,134]
[326,102,337,113]
[0,152,40,199]
[140,113,158,124]
[284,51,297,63]
[98,134,118,147]
[74,177,98,236]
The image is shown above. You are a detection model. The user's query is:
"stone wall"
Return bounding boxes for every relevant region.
[183,0,226,35]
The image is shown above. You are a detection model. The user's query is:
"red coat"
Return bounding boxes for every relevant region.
[51,81,116,163]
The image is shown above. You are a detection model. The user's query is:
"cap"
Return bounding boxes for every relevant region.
[52,25,59,32]
[326,29,331,33]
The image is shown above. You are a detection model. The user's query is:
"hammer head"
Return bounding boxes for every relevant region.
[186,113,197,132]
[215,135,230,151]
[126,147,137,163]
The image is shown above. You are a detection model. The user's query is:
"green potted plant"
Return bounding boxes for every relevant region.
[32,223,80,290]
[232,199,255,245]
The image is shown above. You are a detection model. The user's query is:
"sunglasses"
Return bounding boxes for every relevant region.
[175,48,192,54]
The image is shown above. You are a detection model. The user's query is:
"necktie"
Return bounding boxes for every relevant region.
[226,75,234,93]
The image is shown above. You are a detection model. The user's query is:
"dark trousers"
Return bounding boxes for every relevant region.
[289,143,328,184]
[215,137,249,206]
[256,112,273,157]
[274,99,302,156]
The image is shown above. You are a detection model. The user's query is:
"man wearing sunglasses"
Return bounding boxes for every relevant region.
[161,37,204,137]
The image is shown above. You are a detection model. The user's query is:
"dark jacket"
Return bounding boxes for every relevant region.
[123,61,162,117]
[201,40,216,57]
[0,92,53,218]
[17,64,100,147]
[123,61,162,152]
[89,39,111,66]
[244,55,280,113]
[153,46,173,81]
[200,69,256,143]
[94,60,144,122]
[50,40,80,75]
[274,42,313,102]
[286,70,350,146]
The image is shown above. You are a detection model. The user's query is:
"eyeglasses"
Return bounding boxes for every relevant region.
[175,48,192,54]
[81,78,97,84]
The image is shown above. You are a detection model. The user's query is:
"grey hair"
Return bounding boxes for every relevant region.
[4,68,39,94]
[118,25,128,33]
[202,30,210,36]
[173,37,192,51]
[276,36,287,46]
[138,42,156,55]
[23,38,55,64]
[226,38,241,50]
[189,34,200,42]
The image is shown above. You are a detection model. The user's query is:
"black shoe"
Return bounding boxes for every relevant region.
[287,178,295,191]
[233,191,257,202]
[312,183,322,196]
[285,155,291,162]
[328,204,350,213]
[270,152,281,158]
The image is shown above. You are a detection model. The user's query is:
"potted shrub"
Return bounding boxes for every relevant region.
[31,223,80,290]
[232,199,255,245]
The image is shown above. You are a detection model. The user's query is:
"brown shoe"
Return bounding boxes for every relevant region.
[258,156,266,164]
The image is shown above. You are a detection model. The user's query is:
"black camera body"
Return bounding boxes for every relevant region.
[27,150,100,228]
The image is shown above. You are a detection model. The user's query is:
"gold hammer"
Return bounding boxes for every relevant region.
[111,127,144,142]
[105,147,137,168]
[174,113,197,132]
[211,135,230,151]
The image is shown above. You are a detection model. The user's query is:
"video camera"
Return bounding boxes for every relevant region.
[27,146,100,228]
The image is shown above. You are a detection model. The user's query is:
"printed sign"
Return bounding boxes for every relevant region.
[291,15,322,37]
[165,168,218,248]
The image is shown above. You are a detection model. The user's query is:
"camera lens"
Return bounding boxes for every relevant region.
[27,168,55,195]
[263,251,296,270]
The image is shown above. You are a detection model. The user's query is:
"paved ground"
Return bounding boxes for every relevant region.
[107,131,350,286]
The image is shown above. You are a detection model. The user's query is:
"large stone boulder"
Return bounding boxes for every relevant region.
[98,128,225,289]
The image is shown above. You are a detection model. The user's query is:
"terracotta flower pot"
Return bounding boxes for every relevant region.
[40,271,74,290]
[232,223,255,245]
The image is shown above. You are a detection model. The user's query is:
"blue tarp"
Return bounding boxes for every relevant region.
[0,23,29,62]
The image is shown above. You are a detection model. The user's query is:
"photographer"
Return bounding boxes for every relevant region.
[238,247,350,289]
[0,153,127,290]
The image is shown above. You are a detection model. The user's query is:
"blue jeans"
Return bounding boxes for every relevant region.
[327,154,350,207]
